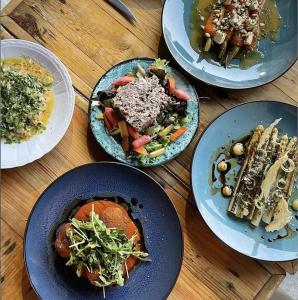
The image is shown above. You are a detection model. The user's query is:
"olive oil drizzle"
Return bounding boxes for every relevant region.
[190,0,282,68]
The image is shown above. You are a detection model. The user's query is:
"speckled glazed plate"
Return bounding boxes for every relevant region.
[1,40,75,168]
[162,0,297,89]
[89,57,199,167]
[191,101,298,261]
[24,162,183,300]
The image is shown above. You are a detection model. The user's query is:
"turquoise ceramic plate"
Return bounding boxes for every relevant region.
[191,101,298,261]
[162,0,297,89]
[89,58,199,167]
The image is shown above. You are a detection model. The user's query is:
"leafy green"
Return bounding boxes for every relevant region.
[0,68,48,143]
[65,205,150,289]
[151,58,171,77]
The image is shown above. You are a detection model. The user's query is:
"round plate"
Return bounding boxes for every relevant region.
[191,101,298,261]
[1,40,75,168]
[89,57,199,167]
[162,0,297,89]
[24,162,183,299]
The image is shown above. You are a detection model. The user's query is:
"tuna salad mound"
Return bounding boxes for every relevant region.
[91,59,191,164]
[113,75,171,131]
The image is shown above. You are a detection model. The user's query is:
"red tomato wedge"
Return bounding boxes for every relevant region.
[112,76,134,86]
[169,127,187,141]
[132,135,151,148]
[175,89,190,101]
[128,126,139,139]
[103,114,113,132]
[104,107,119,126]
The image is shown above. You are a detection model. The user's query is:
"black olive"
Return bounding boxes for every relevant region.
[96,90,115,101]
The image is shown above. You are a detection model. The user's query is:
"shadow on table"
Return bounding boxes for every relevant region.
[22,266,38,300]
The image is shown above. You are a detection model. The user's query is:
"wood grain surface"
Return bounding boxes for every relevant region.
[1,0,297,299]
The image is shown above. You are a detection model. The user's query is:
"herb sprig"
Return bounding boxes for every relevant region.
[65,205,149,290]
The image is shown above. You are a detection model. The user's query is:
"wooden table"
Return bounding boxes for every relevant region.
[1,0,297,299]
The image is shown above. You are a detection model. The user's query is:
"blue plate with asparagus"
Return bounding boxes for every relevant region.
[192,101,298,261]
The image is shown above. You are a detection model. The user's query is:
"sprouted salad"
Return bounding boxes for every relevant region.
[91,59,191,164]
[0,56,54,143]
[55,200,149,298]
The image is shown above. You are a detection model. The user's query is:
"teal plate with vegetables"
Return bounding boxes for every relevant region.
[89,58,199,167]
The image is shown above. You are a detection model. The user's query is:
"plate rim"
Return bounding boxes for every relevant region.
[161,0,298,90]
[24,161,184,299]
[190,99,298,262]
[0,39,75,169]
[88,56,200,167]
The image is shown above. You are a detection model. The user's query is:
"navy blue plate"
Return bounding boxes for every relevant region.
[89,57,199,167]
[24,162,183,299]
[162,0,297,89]
[191,101,298,261]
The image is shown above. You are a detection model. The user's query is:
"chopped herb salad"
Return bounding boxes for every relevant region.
[0,57,54,143]
[91,59,191,164]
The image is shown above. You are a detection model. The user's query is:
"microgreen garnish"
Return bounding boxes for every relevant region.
[65,204,150,296]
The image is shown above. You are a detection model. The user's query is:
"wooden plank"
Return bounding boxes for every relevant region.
[0,25,13,39]
[2,14,105,90]
[92,0,162,51]
[1,220,38,300]
[17,0,156,69]
[278,260,298,275]
[1,16,93,98]
[255,275,285,300]
[272,62,298,102]
[1,0,23,16]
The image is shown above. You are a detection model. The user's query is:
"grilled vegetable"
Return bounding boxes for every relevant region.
[150,148,166,158]
[169,127,187,141]
[112,76,134,86]
[118,120,129,138]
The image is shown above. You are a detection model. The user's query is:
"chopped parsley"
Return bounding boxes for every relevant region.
[0,68,48,143]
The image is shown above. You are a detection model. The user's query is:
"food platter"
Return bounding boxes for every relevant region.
[162,0,297,89]
[1,39,75,168]
[89,57,199,167]
[191,101,298,261]
[24,162,183,300]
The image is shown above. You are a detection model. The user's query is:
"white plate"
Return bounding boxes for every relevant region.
[1,40,75,168]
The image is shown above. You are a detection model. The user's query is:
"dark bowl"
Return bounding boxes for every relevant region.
[24,162,183,299]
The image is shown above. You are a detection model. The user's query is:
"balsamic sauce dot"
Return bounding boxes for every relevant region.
[131,198,138,206]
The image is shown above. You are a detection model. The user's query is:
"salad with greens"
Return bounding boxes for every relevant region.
[55,200,149,298]
[91,59,191,164]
